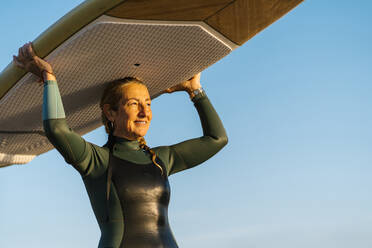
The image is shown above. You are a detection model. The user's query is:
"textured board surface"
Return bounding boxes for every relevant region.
[0,0,304,166]
[0,16,232,166]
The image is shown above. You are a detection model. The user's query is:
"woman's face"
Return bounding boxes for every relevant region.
[109,83,152,140]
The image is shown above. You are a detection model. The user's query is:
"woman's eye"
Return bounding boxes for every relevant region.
[129,102,138,106]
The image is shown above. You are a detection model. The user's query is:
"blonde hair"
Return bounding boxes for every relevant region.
[137,137,163,175]
[100,77,163,175]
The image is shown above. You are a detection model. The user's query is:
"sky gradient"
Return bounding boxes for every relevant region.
[1,1,372,247]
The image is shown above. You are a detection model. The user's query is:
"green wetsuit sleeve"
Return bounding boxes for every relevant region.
[160,94,228,176]
[43,80,66,120]
[42,80,108,177]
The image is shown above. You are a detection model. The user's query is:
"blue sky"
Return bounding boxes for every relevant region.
[1,1,372,247]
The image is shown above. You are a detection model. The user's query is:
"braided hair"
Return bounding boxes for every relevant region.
[137,137,163,175]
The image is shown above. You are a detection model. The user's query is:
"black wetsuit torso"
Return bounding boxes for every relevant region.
[43,79,228,247]
[110,154,177,248]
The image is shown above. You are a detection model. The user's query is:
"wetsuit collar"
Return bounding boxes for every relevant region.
[113,136,141,151]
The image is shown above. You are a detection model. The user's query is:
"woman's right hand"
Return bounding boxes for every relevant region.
[13,42,55,82]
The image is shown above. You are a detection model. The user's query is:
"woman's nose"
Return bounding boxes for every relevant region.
[138,104,149,117]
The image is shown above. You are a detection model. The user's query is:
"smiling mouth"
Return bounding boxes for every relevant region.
[134,120,147,125]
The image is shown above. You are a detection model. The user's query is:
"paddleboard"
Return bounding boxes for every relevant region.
[0,0,303,167]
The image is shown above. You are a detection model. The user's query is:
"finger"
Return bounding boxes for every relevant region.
[13,56,25,69]
[187,73,200,82]
[24,43,35,60]
[165,85,182,93]
[20,44,30,61]
[18,47,24,59]
[193,72,201,81]
[163,87,175,94]
[17,49,28,65]
[161,88,169,93]
[161,88,172,94]
[189,73,201,86]
[27,42,37,58]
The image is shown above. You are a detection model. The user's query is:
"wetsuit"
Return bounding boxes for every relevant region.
[42,80,227,248]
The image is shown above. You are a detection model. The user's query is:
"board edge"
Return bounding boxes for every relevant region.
[0,0,126,100]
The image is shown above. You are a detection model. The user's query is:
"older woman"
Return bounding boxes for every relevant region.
[14,43,227,248]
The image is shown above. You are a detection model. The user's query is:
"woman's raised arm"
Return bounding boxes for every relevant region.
[13,43,106,176]
[158,73,228,175]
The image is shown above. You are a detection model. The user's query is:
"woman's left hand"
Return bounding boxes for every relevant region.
[163,72,202,98]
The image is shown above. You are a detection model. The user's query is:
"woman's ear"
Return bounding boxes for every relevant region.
[103,104,115,122]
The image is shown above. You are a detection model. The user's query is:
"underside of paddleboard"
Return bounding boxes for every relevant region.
[0,0,303,167]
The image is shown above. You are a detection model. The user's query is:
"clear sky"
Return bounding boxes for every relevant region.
[1,1,372,247]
